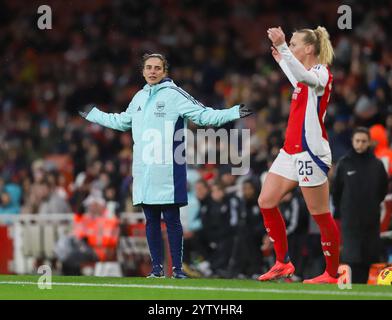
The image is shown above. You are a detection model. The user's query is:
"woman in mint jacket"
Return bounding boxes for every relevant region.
[80,53,251,278]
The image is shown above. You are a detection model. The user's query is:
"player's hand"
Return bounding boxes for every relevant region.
[78,104,95,119]
[267,26,285,47]
[239,104,253,118]
[271,46,282,63]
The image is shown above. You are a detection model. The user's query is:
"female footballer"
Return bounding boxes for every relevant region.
[258,26,340,284]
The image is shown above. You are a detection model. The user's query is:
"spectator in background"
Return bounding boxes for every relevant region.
[193,179,214,276]
[369,124,392,176]
[303,215,325,279]
[104,185,121,217]
[38,180,72,214]
[180,168,203,277]
[218,168,241,234]
[333,127,388,283]
[55,193,116,275]
[0,190,19,215]
[0,177,22,215]
[55,192,113,275]
[328,116,352,163]
[219,165,239,195]
[199,182,239,277]
[73,193,119,262]
[353,95,380,128]
[280,189,309,281]
[227,179,265,279]
[21,163,47,214]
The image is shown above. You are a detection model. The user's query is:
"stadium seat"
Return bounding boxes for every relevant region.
[22,224,42,258]
[94,261,122,277]
[43,224,56,259]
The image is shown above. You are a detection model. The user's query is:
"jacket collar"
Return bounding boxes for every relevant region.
[143,78,176,94]
[348,147,374,159]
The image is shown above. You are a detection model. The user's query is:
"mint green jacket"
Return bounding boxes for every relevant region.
[85,78,240,206]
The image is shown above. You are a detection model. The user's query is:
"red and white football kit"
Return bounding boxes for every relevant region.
[259,41,340,283]
[269,42,333,186]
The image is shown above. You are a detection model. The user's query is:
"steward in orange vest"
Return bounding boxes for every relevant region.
[73,195,119,261]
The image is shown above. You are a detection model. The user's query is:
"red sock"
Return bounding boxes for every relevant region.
[312,213,340,278]
[260,207,289,263]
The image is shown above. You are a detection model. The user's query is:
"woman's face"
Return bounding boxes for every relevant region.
[288,32,313,64]
[352,132,370,154]
[143,57,167,85]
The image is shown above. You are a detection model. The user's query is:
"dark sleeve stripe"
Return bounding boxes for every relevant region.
[169,87,206,108]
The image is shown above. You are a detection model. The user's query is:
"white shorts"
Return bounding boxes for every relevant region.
[269,149,331,187]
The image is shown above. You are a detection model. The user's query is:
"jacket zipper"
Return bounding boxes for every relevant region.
[141,87,153,201]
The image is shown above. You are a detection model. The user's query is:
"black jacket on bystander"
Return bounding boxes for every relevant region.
[332,148,388,264]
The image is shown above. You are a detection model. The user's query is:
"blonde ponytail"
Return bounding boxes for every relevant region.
[296,26,334,65]
[313,26,334,65]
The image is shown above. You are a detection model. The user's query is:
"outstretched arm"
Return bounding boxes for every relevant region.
[80,103,132,132]
[172,87,251,127]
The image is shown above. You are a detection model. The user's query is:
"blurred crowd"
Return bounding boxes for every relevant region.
[1,0,392,278]
[179,171,321,280]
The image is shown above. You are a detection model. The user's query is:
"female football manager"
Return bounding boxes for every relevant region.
[79,53,252,278]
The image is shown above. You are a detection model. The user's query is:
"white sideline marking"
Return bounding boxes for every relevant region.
[0,281,391,298]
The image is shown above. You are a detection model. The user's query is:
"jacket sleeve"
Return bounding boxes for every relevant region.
[172,87,240,127]
[276,42,329,89]
[85,102,133,132]
[331,161,344,219]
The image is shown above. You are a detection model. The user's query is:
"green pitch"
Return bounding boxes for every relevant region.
[0,275,391,300]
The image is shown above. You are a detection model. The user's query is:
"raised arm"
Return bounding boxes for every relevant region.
[276,42,328,88]
[268,27,328,88]
[272,46,298,88]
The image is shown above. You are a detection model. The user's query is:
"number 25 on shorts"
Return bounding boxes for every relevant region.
[298,160,313,176]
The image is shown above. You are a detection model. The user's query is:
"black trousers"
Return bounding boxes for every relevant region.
[349,263,371,284]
